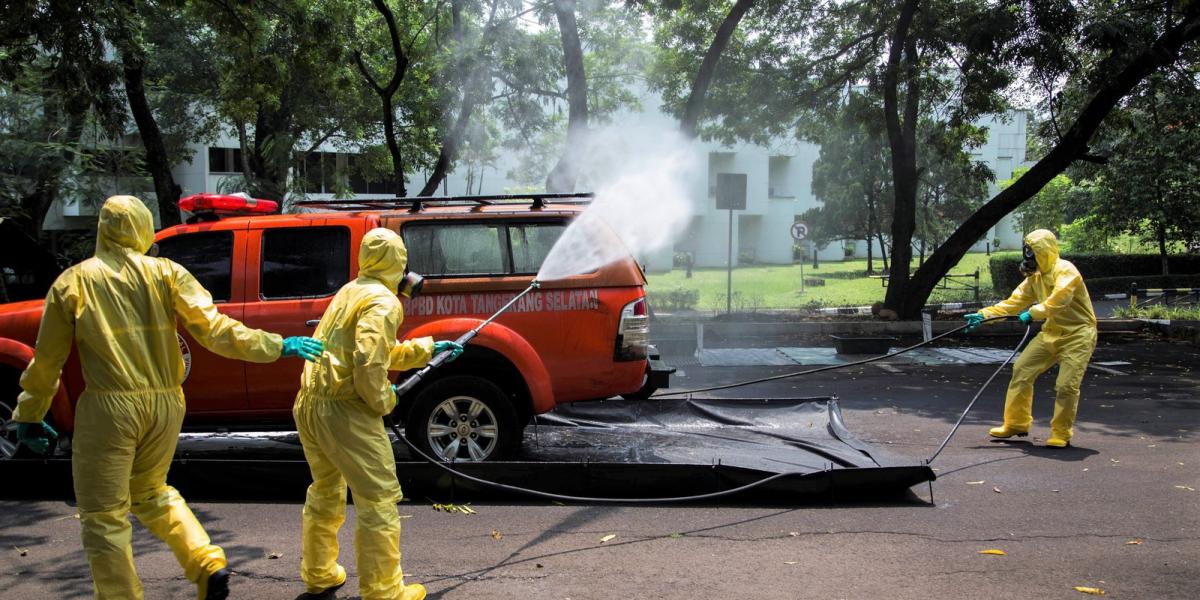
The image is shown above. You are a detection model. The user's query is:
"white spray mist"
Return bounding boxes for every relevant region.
[536,127,698,281]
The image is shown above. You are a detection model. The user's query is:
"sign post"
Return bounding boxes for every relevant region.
[716,173,747,314]
[791,222,808,295]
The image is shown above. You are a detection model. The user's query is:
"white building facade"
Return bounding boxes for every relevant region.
[45,103,1031,275]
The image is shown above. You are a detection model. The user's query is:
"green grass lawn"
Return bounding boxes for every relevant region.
[646,251,1008,312]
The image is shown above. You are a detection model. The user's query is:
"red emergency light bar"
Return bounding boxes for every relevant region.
[179,193,278,216]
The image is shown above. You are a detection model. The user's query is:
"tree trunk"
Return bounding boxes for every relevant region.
[877,230,890,272]
[881,0,921,314]
[355,0,410,197]
[418,0,480,197]
[679,0,756,138]
[122,58,182,227]
[418,90,480,196]
[1158,223,1169,276]
[865,235,874,273]
[545,0,589,193]
[897,8,1200,318]
[237,121,253,181]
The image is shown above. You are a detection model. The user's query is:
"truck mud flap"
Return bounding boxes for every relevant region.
[0,397,934,504]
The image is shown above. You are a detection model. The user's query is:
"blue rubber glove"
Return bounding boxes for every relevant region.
[963,313,984,333]
[16,422,58,455]
[1018,311,1032,325]
[281,336,324,362]
[433,340,464,362]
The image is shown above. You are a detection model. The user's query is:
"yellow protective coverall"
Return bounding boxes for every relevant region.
[12,195,285,599]
[980,229,1098,445]
[294,227,434,600]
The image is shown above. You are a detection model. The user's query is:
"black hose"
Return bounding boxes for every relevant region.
[387,316,1030,502]
[927,324,1032,463]
[386,418,804,503]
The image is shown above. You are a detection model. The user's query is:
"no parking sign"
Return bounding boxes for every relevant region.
[791,222,808,241]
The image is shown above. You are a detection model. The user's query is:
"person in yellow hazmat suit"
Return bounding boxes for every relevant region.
[293,227,462,600]
[11,195,325,600]
[963,229,1098,448]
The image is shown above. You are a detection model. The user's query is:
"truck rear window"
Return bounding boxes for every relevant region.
[157,231,233,302]
[260,226,350,299]
[403,221,566,277]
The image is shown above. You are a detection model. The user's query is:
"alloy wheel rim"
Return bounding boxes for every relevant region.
[426,395,499,462]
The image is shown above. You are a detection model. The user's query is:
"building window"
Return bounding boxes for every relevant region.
[401,220,568,277]
[157,231,235,302]
[260,227,350,299]
[509,223,565,275]
[208,147,243,174]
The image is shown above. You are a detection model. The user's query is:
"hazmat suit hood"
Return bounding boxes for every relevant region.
[1023,229,1059,276]
[96,195,155,257]
[358,227,408,292]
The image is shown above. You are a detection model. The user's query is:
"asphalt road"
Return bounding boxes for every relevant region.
[2,334,1197,599]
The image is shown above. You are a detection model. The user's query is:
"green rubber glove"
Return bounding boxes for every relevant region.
[282,336,324,362]
[1018,311,1032,325]
[963,313,984,333]
[16,422,58,455]
[433,340,464,362]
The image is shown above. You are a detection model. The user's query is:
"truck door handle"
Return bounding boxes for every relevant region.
[305,319,320,327]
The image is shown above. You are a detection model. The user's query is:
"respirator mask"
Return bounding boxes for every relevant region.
[399,270,425,299]
[1018,244,1039,276]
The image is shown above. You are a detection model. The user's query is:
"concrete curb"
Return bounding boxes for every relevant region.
[648,318,1145,356]
[1138,319,1200,346]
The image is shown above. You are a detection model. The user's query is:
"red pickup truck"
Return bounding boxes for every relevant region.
[0,194,671,461]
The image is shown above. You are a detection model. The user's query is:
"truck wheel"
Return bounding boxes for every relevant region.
[406,375,519,462]
[0,399,21,460]
[620,372,657,401]
[0,398,58,460]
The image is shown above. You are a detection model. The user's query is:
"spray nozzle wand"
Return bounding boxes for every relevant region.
[393,280,540,398]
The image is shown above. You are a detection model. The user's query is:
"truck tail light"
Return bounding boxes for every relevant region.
[614,297,649,361]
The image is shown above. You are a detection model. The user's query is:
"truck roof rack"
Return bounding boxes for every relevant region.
[293,192,594,213]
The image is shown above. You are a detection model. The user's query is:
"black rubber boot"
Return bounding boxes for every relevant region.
[203,569,231,600]
[294,580,346,600]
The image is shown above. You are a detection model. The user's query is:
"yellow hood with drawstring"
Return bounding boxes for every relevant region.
[297,228,433,416]
[13,194,286,599]
[980,229,1097,337]
[293,227,435,598]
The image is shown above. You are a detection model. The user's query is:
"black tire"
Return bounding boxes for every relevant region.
[620,371,657,401]
[406,375,520,462]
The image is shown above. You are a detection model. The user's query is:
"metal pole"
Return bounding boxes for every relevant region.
[726,208,733,314]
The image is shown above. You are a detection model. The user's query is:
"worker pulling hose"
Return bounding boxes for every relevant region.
[391,284,1029,503]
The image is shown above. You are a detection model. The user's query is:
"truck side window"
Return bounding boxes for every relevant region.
[156,231,234,302]
[261,227,350,299]
[403,223,506,276]
[509,223,566,274]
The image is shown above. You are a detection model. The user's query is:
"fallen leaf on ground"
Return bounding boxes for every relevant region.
[267,552,282,560]
[966,481,985,485]
[1125,539,1143,545]
[669,533,683,539]
[491,530,503,540]
[978,549,1007,556]
[1073,586,1105,595]
[599,534,616,544]
[993,486,1002,493]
